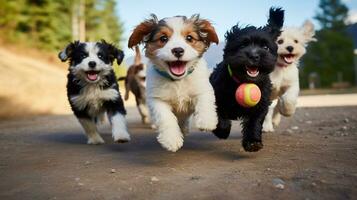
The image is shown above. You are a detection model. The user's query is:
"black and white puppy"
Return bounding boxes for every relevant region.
[210,8,284,152]
[59,40,130,144]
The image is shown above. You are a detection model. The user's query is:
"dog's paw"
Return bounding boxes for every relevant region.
[157,132,183,152]
[278,99,296,117]
[242,140,263,152]
[262,121,275,133]
[87,135,105,145]
[195,113,218,131]
[142,116,150,124]
[151,124,157,129]
[112,130,131,143]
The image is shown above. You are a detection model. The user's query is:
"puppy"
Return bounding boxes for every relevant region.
[128,14,219,152]
[120,45,150,124]
[210,8,284,152]
[263,21,316,132]
[59,40,130,144]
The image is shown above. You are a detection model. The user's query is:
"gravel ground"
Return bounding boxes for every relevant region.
[0,106,356,200]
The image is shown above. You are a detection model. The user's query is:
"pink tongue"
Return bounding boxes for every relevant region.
[87,73,98,81]
[248,68,257,73]
[169,62,186,75]
[284,56,294,63]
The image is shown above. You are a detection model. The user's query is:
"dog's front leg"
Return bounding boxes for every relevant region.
[78,118,105,144]
[148,99,183,152]
[106,101,130,143]
[263,99,278,132]
[278,84,299,117]
[242,109,268,152]
[194,88,218,131]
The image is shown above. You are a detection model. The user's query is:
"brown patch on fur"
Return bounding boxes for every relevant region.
[181,25,207,56]
[145,26,173,58]
[128,15,158,48]
[196,19,219,45]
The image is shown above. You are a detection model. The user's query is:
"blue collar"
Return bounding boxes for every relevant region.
[154,66,194,81]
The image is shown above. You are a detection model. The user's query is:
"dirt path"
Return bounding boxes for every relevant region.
[0,106,356,200]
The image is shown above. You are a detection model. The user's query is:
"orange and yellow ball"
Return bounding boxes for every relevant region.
[235,83,261,108]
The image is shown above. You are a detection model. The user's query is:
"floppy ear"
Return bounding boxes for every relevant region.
[302,20,317,42]
[265,7,285,40]
[58,41,79,62]
[191,14,219,45]
[101,39,125,65]
[128,14,158,48]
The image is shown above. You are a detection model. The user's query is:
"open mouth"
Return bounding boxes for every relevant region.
[246,66,260,78]
[85,70,100,81]
[281,54,295,64]
[167,61,187,77]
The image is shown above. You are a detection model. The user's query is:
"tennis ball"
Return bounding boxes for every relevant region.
[235,83,261,107]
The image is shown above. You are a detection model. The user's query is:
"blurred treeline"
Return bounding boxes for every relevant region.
[0,0,123,51]
[301,0,355,88]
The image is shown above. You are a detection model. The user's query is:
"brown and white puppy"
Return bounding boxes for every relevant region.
[120,46,150,124]
[128,14,219,152]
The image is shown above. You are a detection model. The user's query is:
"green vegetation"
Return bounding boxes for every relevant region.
[0,0,124,50]
[301,0,355,88]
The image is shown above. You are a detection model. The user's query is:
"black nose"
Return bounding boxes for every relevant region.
[88,61,96,68]
[286,46,294,53]
[247,52,260,62]
[171,47,184,58]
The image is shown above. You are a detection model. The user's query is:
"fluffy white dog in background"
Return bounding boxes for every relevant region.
[263,20,317,132]
[128,14,219,152]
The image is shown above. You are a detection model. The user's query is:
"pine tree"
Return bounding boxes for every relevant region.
[302,0,355,88]
[0,0,124,51]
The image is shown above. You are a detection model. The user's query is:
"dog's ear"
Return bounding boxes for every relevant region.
[302,20,317,42]
[128,14,158,48]
[101,39,125,65]
[58,41,79,62]
[191,14,219,45]
[225,24,241,42]
[265,7,285,40]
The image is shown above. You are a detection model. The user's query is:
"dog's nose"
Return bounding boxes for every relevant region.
[171,47,184,58]
[247,52,260,62]
[88,61,96,68]
[286,46,294,53]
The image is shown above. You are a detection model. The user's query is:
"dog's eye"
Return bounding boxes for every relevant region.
[186,35,194,43]
[263,46,270,51]
[97,53,103,59]
[294,39,299,43]
[159,35,168,43]
[80,53,87,59]
[277,39,284,45]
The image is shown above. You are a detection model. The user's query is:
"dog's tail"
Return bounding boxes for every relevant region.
[134,45,142,66]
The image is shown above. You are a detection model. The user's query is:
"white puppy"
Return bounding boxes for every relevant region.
[263,20,316,132]
[128,14,219,152]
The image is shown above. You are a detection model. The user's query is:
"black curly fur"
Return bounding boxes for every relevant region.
[210,7,284,152]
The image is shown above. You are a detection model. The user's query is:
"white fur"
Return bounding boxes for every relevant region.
[147,58,218,152]
[111,113,130,142]
[70,85,118,117]
[263,21,316,132]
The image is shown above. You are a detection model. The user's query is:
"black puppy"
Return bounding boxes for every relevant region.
[210,8,284,152]
[59,40,130,144]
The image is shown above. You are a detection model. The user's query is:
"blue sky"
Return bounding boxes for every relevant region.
[117,0,357,56]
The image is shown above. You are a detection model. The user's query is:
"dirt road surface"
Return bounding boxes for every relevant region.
[0,105,356,200]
